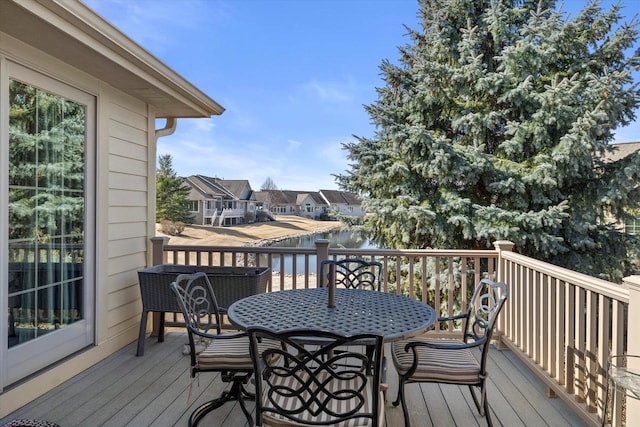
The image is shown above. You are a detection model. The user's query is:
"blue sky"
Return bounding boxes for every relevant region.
[84,0,640,191]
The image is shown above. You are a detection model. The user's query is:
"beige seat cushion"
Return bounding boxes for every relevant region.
[198,334,277,370]
[261,371,384,427]
[392,338,481,384]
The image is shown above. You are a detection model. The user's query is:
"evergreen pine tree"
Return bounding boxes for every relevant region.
[156,154,193,225]
[337,0,640,281]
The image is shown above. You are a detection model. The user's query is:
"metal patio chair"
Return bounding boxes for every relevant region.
[248,327,386,427]
[319,258,383,291]
[391,278,509,427]
[171,272,278,427]
[319,258,384,362]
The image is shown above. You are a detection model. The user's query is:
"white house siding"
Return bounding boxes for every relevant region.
[105,93,150,341]
[0,35,153,415]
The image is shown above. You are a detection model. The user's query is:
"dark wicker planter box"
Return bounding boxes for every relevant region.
[136,264,269,356]
[138,264,269,312]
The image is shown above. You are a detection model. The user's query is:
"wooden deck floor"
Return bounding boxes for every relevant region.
[1,332,589,427]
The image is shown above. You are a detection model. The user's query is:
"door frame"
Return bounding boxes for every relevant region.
[1,60,96,389]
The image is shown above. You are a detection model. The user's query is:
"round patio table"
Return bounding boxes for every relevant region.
[227,287,437,340]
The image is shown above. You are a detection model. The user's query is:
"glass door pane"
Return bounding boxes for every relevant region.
[8,79,86,348]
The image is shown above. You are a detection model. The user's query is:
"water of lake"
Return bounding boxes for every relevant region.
[260,229,376,274]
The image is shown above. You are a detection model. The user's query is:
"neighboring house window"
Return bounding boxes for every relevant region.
[188,201,199,212]
[305,204,312,213]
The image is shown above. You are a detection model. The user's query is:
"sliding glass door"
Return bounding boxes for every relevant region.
[4,63,95,386]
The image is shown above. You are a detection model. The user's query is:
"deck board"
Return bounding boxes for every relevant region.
[1,332,589,427]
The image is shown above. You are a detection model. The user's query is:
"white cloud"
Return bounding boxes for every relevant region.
[316,137,351,169]
[287,139,302,151]
[304,79,354,104]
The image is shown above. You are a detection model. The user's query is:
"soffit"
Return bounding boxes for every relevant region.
[0,0,224,118]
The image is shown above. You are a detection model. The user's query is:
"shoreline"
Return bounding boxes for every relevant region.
[251,224,344,247]
[161,216,344,247]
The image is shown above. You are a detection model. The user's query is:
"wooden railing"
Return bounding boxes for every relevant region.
[498,249,629,427]
[150,237,633,427]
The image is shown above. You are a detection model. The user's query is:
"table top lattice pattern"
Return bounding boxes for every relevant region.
[228,288,436,341]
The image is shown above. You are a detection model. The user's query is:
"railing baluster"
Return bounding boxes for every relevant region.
[611,300,625,426]
[408,257,415,299]
[597,293,610,421]
[558,279,567,387]
[291,252,297,290]
[540,272,548,368]
[586,289,597,412]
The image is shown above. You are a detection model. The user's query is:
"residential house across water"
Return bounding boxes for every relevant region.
[320,189,366,217]
[183,175,256,226]
[254,189,364,220]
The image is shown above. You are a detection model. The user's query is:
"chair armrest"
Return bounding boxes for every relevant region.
[404,337,485,352]
[437,313,467,322]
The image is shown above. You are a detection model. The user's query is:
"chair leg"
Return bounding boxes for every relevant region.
[468,383,493,427]
[392,380,411,427]
[189,373,254,427]
[484,395,493,427]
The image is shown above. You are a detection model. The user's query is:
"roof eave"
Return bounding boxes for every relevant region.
[0,0,224,118]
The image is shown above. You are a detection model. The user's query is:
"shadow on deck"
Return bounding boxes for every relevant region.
[1,332,588,427]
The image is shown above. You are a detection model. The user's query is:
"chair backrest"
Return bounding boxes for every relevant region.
[461,278,508,343]
[170,271,223,338]
[248,327,384,426]
[319,258,383,291]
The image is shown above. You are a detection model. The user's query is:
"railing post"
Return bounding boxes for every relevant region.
[150,236,169,266]
[149,236,169,337]
[622,275,640,422]
[493,240,514,283]
[315,239,330,288]
[493,240,514,352]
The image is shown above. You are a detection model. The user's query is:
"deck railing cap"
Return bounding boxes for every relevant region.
[493,240,514,252]
[623,275,640,289]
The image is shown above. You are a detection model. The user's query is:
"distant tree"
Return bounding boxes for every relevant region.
[261,177,278,190]
[156,154,193,227]
[337,0,640,281]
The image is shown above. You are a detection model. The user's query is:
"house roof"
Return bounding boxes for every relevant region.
[603,142,640,163]
[255,190,321,205]
[184,175,236,200]
[215,179,252,199]
[320,189,362,205]
[307,192,327,205]
[263,190,297,205]
[0,0,224,118]
[254,191,270,204]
